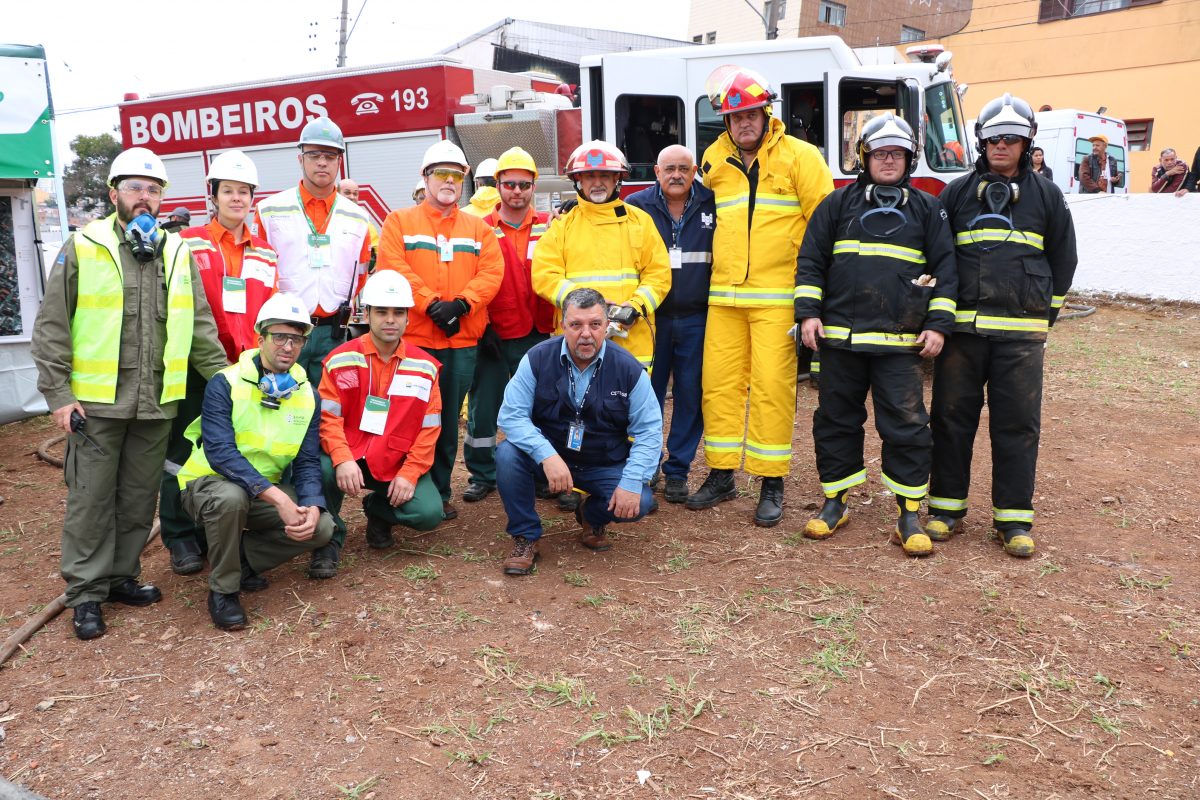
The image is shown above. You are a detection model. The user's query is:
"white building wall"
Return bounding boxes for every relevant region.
[689,0,799,44]
[1068,194,1200,302]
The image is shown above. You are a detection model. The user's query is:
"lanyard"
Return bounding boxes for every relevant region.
[668,194,691,248]
[566,357,601,418]
[297,188,335,236]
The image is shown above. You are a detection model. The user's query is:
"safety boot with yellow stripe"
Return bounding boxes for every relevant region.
[924,514,961,542]
[804,490,849,540]
[892,497,933,557]
[995,527,1035,558]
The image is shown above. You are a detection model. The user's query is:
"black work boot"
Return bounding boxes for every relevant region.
[664,478,689,504]
[754,477,785,527]
[72,601,105,641]
[308,541,342,580]
[208,591,247,631]
[557,491,581,512]
[685,469,736,510]
[892,496,932,557]
[166,538,204,575]
[804,490,849,540]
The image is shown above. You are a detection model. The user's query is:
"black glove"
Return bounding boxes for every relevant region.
[479,325,503,361]
[427,298,469,336]
[606,303,640,326]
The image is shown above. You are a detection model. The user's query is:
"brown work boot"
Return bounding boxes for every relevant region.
[575,505,612,551]
[502,537,539,576]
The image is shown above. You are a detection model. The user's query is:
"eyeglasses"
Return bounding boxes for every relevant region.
[266,332,308,348]
[499,180,534,191]
[301,150,341,162]
[869,150,907,162]
[117,181,164,197]
[428,168,465,183]
[659,165,694,175]
[985,134,1023,145]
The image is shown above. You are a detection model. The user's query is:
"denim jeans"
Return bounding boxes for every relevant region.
[650,311,706,479]
[495,440,655,541]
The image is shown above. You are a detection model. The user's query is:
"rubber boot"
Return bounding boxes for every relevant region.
[996,527,1035,558]
[754,477,785,527]
[892,496,932,556]
[685,469,736,510]
[924,514,961,542]
[804,490,849,540]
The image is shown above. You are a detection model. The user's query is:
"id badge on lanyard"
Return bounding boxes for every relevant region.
[308,233,331,270]
[437,234,453,263]
[361,394,390,435]
[567,419,585,451]
[669,247,683,270]
[222,276,247,313]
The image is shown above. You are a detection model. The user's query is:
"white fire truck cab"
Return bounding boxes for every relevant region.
[579,37,972,196]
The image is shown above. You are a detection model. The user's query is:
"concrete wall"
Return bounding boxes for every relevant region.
[689,0,790,42]
[1068,193,1200,302]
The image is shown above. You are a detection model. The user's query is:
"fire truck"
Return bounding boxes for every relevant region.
[580,36,973,196]
[116,36,972,225]
[117,58,582,226]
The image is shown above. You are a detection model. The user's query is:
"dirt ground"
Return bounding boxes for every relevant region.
[0,299,1197,800]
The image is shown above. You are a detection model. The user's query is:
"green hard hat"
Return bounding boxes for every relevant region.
[298,117,345,151]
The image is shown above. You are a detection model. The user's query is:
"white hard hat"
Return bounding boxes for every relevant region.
[108,147,169,189]
[420,140,469,173]
[255,292,313,335]
[207,150,259,190]
[412,177,426,201]
[360,270,414,309]
[475,158,499,179]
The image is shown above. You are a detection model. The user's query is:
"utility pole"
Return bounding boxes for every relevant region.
[337,0,350,68]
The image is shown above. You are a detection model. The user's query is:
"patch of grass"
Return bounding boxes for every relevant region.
[445,607,491,627]
[626,672,646,686]
[662,539,692,573]
[1091,711,1122,736]
[401,563,438,583]
[1038,561,1064,577]
[575,727,640,747]
[624,703,672,742]
[475,646,518,682]
[675,613,717,655]
[982,744,1007,766]
[580,593,616,608]
[563,571,590,587]
[334,776,380,799]
[1092,672,1120,699]
[1118,573,1172,590]
[448,750,491,767]
[528,675,596,709]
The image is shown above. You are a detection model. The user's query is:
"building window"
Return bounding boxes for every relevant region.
[901,26,925,42]
[1039,0,1160,22]
[819,1,847,27]
[1125,118,1153,152]
[706,31,717,43]
[765,0,787,19]
[693,34,703,43]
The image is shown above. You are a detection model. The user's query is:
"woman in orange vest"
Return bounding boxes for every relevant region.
[160,150,278,576]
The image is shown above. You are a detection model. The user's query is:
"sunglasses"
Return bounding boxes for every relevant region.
[428,168,465,183]
[500,180,534,191]
[986,134,1023,145]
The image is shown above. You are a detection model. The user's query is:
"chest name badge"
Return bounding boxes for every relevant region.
[222,276,247,314]
[360,394,390,435]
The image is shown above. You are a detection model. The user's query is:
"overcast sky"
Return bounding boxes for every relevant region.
[9,0,691,165]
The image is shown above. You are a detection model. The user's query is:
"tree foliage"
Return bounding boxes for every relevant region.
[63,133,122,217]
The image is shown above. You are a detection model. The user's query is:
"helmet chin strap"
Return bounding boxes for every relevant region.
[727,111,770,156]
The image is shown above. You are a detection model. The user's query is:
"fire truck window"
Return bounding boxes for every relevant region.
[837,79,902,173]
[616,94,684,183]
[696,97,724,160]
[781,83,824,155]
[923,82,970,172]
[841,109,893,172]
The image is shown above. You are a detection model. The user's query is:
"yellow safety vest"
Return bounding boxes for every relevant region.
[70,215,194,403]
[176,349,315,490]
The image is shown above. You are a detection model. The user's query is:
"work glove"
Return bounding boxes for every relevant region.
[478,325,503,361]
[427,298,470,337]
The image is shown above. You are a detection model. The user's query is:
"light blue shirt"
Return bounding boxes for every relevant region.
[498,339,663,494]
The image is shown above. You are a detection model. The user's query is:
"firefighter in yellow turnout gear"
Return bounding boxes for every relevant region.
[686,66,834,527]
[532,141,671,371]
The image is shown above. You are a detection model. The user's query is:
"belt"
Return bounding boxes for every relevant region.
[311,315,342,327]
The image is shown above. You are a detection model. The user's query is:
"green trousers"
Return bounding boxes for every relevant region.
[320,454,443,546]
[159,367,207,548]
[425,345,478,502]
[464,331,547,487]
[182,475,334,594]
[61,416,171,606]
[298,323,347,387]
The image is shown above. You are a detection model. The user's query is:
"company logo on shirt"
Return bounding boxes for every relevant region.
[700,212,714,229]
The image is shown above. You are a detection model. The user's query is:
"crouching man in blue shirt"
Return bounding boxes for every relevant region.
[496,287,663,576]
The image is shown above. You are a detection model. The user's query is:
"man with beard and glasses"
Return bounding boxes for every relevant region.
[32,147,228,641]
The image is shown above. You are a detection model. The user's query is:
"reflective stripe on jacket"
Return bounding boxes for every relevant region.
[177,349,314,488]
[319,336,442,482]
[701,117,833,308]
[939,167,1078,341]
[182,225,277,361]
[71,215,194,403]
[794,176,958,353]
[375,202,504,349]
[255,186,370,315]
